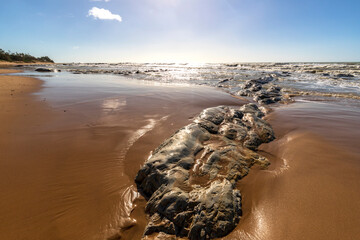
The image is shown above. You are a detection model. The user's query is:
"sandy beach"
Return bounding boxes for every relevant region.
[2,0,360,238]
[0,61,53,67]
[1,67,360,240]
[0,69,244,239]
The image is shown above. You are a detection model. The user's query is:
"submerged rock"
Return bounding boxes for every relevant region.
[218,78,231,84]
[335,73,354,78]
[35,67,53,72]
[135,104,275,239]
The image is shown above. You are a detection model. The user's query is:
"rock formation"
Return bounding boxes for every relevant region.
[135,103,275,239]
[236,75,284,105]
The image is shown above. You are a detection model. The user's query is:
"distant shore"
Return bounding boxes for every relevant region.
[0,60,54,68]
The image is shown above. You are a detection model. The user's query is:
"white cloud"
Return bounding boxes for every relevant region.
[87,7,122,22]
[72,46,80,50]
[90,0,111,2]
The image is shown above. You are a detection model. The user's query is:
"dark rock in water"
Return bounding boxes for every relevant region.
[253,86,282,104]
[35,68,53,72]
[135,104,274,239]
[218,78,230,84]
[335,73,354,78]
[225,64,238,67]
[249,75,276,85]
[243,81,262,91]
[235,75,284,105]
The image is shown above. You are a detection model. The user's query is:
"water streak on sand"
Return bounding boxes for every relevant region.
[116,116,169,165]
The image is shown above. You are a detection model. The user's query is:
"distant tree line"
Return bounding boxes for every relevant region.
[0,48,54,63]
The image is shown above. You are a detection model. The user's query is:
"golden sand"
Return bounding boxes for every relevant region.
[1,69,360,239]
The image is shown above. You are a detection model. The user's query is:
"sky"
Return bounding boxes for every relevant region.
[0,0,359,63]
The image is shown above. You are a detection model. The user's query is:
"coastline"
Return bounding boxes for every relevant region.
[0,69,245,240]
[224,99,360,240]
[0,61,54,67]
[0,68,360,239]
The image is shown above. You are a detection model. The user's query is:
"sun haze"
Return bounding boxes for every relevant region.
[1,0,359,63]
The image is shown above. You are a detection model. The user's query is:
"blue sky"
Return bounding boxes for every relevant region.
[0,0,359,63]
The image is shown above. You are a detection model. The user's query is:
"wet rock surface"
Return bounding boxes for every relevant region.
[135,103,274,239]
[236,75,285,105]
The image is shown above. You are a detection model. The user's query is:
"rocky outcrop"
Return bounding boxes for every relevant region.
[35,67,53,72]
[236,75,284,105]
[335,73,354,78]
[135,103,275,239]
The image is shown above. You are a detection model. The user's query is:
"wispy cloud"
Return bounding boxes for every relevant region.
[88,7,122,22]
[90,0,111,2]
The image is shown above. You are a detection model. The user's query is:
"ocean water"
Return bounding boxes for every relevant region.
[43,62,360,97]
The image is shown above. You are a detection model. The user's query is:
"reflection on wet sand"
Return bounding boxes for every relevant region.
[102,98,127,112]
[0,73,244,240]
[2,69,360,240]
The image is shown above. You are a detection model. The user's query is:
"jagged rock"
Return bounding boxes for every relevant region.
[237,89,252,97]
[135,104,275,239]
[187,179,242,240]
[235,75,285,105]
[253,86,282,105]
[144,213,176,236]
[239,103,265,118]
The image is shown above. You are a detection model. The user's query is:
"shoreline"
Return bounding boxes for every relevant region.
[0,69,47,135]
[0,61,54,67]
[225,99,360,239]
[0,68,360,239]
[0,69,245,240]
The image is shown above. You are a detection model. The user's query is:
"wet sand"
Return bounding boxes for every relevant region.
[224,99,360,240]
[0,71,245,240]
[1,69,360,239]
